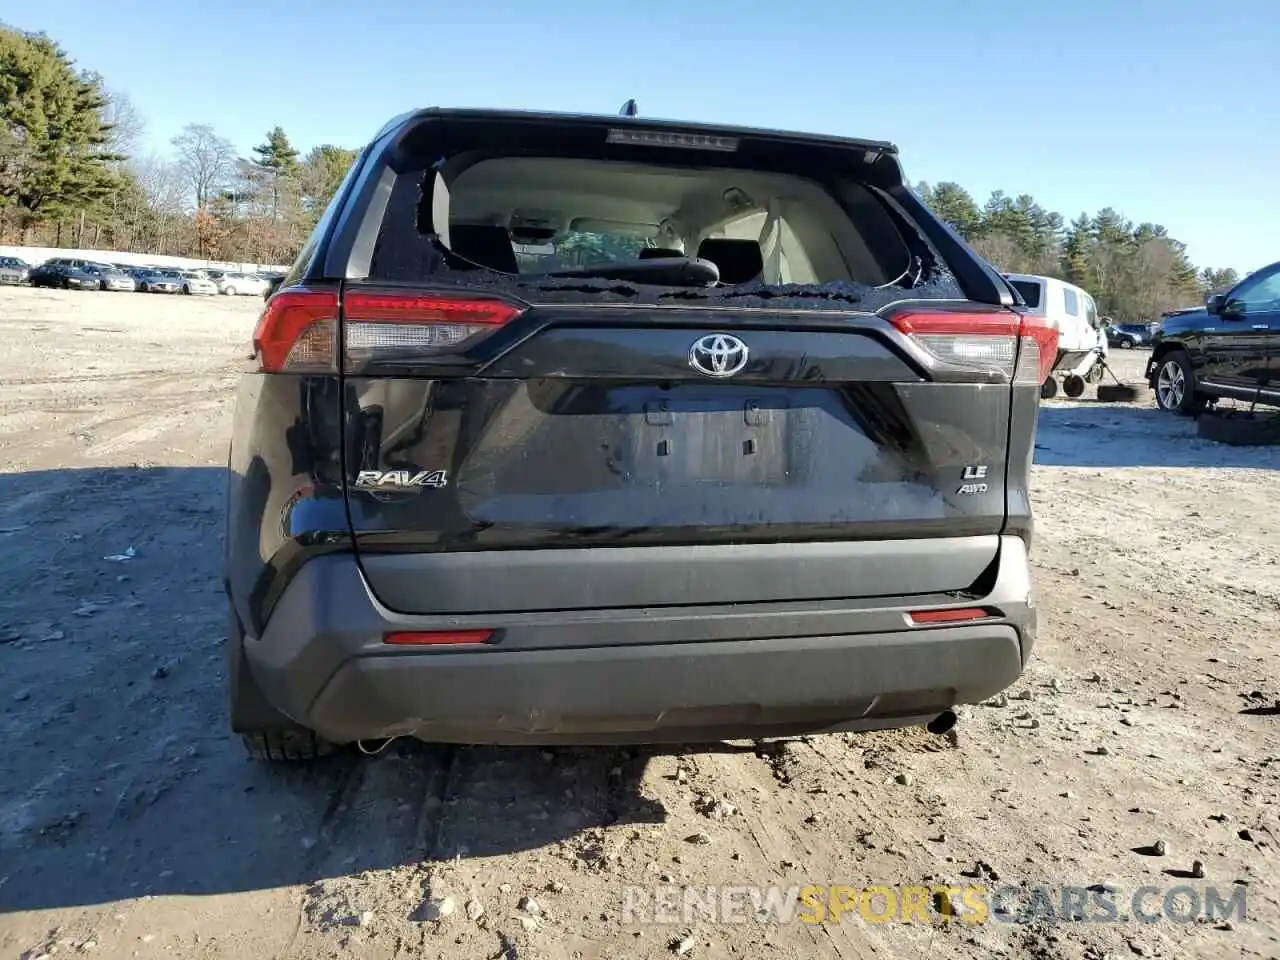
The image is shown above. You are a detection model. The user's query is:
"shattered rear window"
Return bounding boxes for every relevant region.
[368,141,964,310]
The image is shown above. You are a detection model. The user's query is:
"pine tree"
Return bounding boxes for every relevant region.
[0,27,118,236]
[1061,214,1093,287]
[922,182,981,239]
[299,144,358,214]
[250,126,300,221]
[1200,267,1239,294]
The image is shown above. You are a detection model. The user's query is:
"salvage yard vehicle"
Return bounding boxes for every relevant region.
[0,255,29,285]
[260,271,286,299]
[1002,273,1105,398]
[28,258,102,290]
[178,270,219,295]
[215,271,269,296]
[1147,259,1280,415]
[132,268,182,293]
[84,262,137,292]
[1106,321,1154,349]
[225,107,1057,761]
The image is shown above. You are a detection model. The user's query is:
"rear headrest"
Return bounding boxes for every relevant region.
[448,224,518,274]
[638,247,684,259]
[695,238,763,285]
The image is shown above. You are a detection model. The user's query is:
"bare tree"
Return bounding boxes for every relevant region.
[170,123,236,210]
[1122,239,1182,321]
[131,154,184,213]
[100,89,146,159]
[970,232,1019,272]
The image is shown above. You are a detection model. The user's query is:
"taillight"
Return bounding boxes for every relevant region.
[343,291,524,372]
[252,288,339,373]
[251,288,526,375]
[885,308,1058,385]
[887,310,1019,377]
[1015,313,1059,385]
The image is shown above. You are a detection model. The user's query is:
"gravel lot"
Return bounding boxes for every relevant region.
[1,285,1278,960]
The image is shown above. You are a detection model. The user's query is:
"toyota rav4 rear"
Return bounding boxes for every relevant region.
[224,108,1056,760]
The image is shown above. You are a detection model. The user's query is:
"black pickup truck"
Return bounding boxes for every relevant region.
[1146,260,1280,414]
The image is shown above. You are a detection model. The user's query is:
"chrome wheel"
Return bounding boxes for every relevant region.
[1156,359,1185,410]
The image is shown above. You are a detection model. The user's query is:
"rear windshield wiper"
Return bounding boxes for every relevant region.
[534,256,720,288]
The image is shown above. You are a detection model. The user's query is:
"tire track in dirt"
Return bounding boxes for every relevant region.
[696,743,882,960]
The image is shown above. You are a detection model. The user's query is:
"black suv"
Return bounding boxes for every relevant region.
[225,107,1056,760]
[1147,260,1280,414]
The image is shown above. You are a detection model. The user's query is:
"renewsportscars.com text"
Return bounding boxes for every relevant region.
[619,883,1248,926]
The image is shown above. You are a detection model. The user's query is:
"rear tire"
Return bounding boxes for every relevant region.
[1063,374,1086,398]
[241,729,334,762]
[1040,376,1058,400]
[227,603,335,762]
[1120,338,1135,349]
[224,286,237,296]
[1153,351,1202,416]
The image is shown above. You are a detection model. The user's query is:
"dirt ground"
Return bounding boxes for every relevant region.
[1,286,1278,960]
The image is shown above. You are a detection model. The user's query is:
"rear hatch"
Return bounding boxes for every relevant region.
[294,113,1047,613]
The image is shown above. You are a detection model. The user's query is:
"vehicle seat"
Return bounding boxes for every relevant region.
[448,224,519,274]
[638,247,684,259]
[695,238,764,285]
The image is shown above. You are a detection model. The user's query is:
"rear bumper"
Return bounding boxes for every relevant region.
[240,536,1037,746]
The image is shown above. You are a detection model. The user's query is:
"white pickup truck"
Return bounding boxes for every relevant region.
[1003,272,1107,398]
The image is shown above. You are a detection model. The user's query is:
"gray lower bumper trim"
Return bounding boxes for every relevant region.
[242,536,1035,745]
[306,626,1022,744]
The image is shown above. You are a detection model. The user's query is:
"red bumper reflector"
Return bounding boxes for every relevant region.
[383,629,494,646]
[908,608,990,625]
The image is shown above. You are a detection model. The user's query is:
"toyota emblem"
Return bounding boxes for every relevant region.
[689,333,749,378]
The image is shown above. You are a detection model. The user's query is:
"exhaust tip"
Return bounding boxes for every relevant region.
[926,710,958,736]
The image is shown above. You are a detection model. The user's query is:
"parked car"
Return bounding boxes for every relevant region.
[28,259,103,290]
[216,272,269,296]
[177,270,219,296]
[259,271,286,300]
[225,106,1056,761]
[1146,260,1280,414]
[0,256,30,285]
[1106,322,1153,349]
[133,269,182,294]
[83,262,137,292]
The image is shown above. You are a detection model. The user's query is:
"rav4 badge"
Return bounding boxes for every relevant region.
[354,469,448,490]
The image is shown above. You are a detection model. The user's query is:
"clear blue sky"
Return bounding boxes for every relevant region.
[13,0,1277,273]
